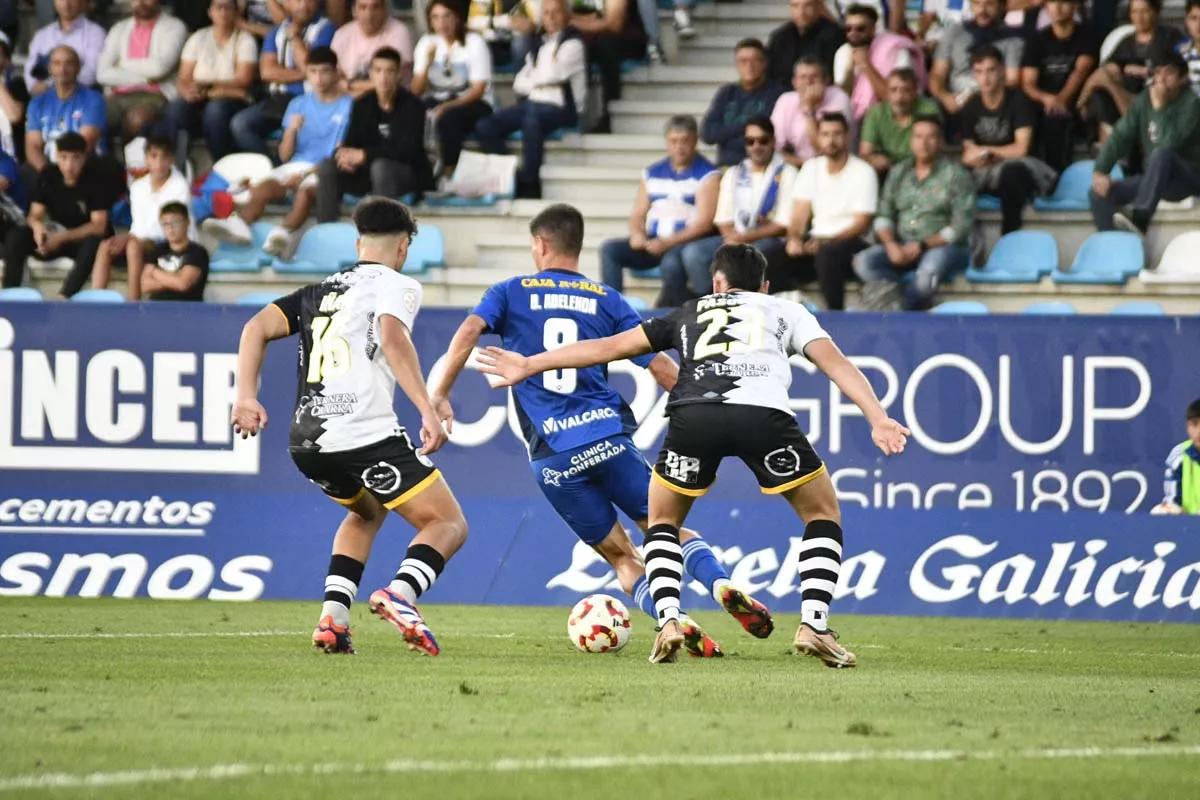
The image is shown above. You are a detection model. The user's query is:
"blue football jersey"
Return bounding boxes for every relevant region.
[472,269,655,459]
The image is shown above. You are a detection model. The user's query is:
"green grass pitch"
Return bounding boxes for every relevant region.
[1,598,1198,799]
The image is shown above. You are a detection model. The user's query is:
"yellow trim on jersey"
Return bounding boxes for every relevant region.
[383,470,443,509]
[331,487,368,506]
[761,463,827,495]
[651,469,710,497]
[268,301,293,334]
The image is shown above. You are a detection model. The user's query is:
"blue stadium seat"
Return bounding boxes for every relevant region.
[423,193,506,207]
[272,222,359,273]
[976,195,1001,211]
[1051,231,1143,285]
[508,126,580,143]
[966,230,1057,283]
[209,222,275,273]
[1021,301,1077,315]
[0,287,44,302]
[1109,301,1166,316]
[931,300,989,315]
[344,193,417,207]
[1034,161,1124,212]
[406,225,445,274]
[236,291,282,306]
[72,289,124,303]
[625,295,651,311]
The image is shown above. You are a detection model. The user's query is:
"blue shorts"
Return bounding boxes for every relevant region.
[531,436,651,546]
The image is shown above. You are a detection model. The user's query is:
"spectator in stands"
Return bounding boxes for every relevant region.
[412,0,494,179]
[465,0,539,72]
[854,115,975,310]
[86,135,195,301]
[25,46,107,175]
[1181,0,1200,97]
[1019,0,1096,175]
[474,0,585,199]
[1078,0,1182,145]
[315,47,431,221]
[0,32,27,161]
[25,0,106,96]
[674,116,795,301]
[96,0,189,140]
[701,38,785,168]
[1090,49,1200,236]
[915,0,969,54]
[0,147,25,256]
[833,4,925,121]
[960,44,1053,234]
[232,0,337,156]
[158,0,259,169]
[598,115,718,306]
[775,113,876,308]
[3,134,108,294]
[771,56,852,168]
[571,0,644,134]
[860,68,941,173]
[239,0,282,38]
[1153,398,1200,516]
[767,0,845,87]
[640,0,696,65]
[929,0,1024,125]
[332,0,413,97]
[139,201,209,301]
[206,47,351,253]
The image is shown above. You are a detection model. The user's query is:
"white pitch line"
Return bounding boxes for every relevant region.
[2,746,1198,792]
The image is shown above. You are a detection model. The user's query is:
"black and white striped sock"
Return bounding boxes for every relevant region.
[322,554,365,626]
[643,524,684,625]
[389,543,447,605]
[799,519,843,633]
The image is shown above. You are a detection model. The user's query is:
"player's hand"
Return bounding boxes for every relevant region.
[430,394,455,435]
[475,346,532,388]
[871,417,910,456]
[418,408,448,455]
[231,398,268,438]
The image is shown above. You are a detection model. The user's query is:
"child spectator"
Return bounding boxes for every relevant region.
[1153,398,1200,515]
[139,201,209,301]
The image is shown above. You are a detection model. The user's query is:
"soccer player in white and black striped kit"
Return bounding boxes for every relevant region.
[479,243,909,666]
[231,198,466,656]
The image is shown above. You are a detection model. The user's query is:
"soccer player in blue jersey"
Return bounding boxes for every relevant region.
[431,204,774,659]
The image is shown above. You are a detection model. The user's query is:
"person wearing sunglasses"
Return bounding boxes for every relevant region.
[832,4,925,121]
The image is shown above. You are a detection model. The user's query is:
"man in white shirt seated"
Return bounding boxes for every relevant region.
[675,115,796,302]
[774,111,878,309]
[473,0,585,199]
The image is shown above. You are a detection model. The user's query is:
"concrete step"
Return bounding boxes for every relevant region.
[545,137,717,168]
[540,165,643,203]
[611,100,711,134]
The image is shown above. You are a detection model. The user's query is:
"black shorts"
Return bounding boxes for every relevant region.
[290,433,441,510]
[652,404,825,497]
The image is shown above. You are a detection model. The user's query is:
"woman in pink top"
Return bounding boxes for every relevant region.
[771,55,852,167]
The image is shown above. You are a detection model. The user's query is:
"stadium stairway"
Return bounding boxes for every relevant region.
[21,0,1200,312]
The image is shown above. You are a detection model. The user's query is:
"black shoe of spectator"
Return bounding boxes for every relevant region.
[516,179,542,200]
[586,115,612,135]
[1112,208,1149,237]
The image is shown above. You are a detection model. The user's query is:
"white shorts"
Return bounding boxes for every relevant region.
[254,161,319,190]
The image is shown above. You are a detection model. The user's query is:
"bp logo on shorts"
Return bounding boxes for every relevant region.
[362,461,402,493]
[663,450,701,484]
[763,446,801,477]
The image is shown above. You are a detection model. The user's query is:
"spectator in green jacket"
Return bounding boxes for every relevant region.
[1090,48,1200,235]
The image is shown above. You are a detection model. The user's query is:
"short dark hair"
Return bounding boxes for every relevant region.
[145,135,175,157]
[744,115,774,137]
[55,131,87,154]
[710,244,766,291]
[159,201,190,220]
[818,111,849,130]
[1139,0,1163,13]
[307,46,338,68]
[912,114,943,133]
[529,203,585,259]
[889,67,919,85]
[371,46,403,66]
[734,37,766,55]
[795,54,827,78]
[1188,0,1200,11]
[353,196,418,238]
[970,43,1004,67]
[845,4,879,23]
[1188,398,1200,421]
[1151,45,1188,76]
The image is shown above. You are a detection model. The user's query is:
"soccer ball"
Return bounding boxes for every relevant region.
[567,594,632,653]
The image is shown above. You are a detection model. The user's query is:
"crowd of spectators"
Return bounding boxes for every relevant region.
[0,0,1195,311]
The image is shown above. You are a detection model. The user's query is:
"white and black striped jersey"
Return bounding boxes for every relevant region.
[271,262,424,452]
[640,292,829,415]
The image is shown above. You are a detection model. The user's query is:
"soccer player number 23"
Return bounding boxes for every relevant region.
[694,307,764,360]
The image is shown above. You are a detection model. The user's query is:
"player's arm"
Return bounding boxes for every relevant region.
[428,313,490,431]
[478,328,654,388]
[232,303,294,438]
[379,314,448,455]
[804,338,910,456]
[647,353,678,392]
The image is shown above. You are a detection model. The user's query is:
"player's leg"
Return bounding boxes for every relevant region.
[643,477,698,663]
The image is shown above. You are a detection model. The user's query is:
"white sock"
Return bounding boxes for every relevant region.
[321,600,350,627]
[802,600,829,633]
[710,578,733,603]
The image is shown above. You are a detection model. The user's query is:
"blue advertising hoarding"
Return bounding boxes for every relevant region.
[0,303,1197,621]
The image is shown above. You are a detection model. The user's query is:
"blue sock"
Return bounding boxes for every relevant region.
[631,575,657,621]
[682,536,729,597]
